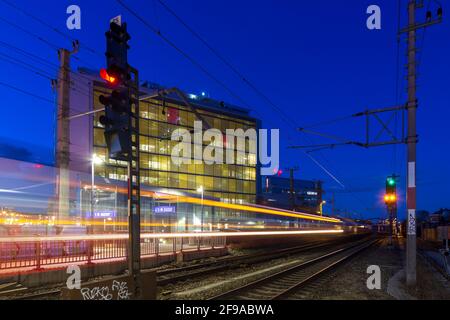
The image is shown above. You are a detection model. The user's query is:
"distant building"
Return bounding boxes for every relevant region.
[257,176,323,214]
[426,208,450,226]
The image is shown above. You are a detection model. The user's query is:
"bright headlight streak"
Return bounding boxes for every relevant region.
[0,229,343,242]
[77,186,341,223]
[179,198,341,223]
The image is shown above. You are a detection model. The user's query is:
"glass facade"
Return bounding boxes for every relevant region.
[91,83,258,207]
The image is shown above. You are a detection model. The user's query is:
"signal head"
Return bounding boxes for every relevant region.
[100,68,118,86]
[387,177,396,186]
[99,115,109,127]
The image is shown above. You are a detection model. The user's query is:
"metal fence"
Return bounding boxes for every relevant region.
[0,236,226,270]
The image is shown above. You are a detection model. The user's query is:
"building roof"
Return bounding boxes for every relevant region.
[262,176,320,190]
[78,68,256,122]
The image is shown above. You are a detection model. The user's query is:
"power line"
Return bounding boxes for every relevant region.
[0,39,96,85]
[154,0,357,191]
[115,0,252,109]
[0,80,55,104]
[0,0,103,58]
[0,48,93,103]
[0,13,97,70]
[0,51,54,80]
[0,80,84,116]
[393,0,403,174]
[156,0,298,130]
[0,15,60,50]
[121,0,348,190]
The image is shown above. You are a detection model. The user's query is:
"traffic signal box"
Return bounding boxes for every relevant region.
[99,21,132,161]
[384,176,397,209]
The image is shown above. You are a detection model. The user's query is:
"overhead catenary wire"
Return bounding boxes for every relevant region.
[392,0,403,175]
[2,0,372,211]
[0,15,60,50]
[0,13,98,70]
[116,0,253,110]
[135,1,383,213]
[156,0,368,199]
[0,80,56,104]
[0,39,97,86]
[0,49,93,106]
[0,0,103,58]
[0,80,85,116]
[121,0,349,190]
[155,0,302,130]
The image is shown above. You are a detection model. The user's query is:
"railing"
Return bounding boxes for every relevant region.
[0,236,226,271]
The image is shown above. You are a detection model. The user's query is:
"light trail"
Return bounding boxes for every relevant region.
[0,217,284,230]
[0,229,343,242]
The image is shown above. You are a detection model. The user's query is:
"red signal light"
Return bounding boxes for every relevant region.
[100,68,117,85]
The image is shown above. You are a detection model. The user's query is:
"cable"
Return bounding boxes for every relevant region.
[0,80,85,116]
[0,0,103,58]
[0,49,93,103]
[116,0,252,110]
[0,39,97,86]
[298,115,354,130]
[123,0,348,190]
[0,13,98,70]
[392,0,403,174]
[0,80,55,104]
[0,15,59,50]
[156,0,299,129]
[154,1,351,188]
[0,52,54,80]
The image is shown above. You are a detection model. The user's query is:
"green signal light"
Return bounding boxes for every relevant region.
[387,178,396,186]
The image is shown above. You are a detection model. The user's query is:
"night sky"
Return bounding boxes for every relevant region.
[0,0,449,220]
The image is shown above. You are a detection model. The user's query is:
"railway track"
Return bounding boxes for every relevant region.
[156,235,368,286]
[209,238,379,300]
[157,241,324,286]
[6,289,61,300]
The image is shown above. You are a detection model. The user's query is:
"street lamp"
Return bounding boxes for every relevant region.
[197,186,204,232]
[91,154,104,229]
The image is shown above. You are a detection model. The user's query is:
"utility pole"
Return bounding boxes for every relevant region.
[401,0,442,287]
[331,192,335,216]
[405,0,418,288]
[55,42,78,225]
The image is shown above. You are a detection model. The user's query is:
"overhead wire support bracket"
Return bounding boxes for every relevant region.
[290,104,409,151]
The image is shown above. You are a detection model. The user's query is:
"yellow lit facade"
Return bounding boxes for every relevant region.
[91,83,259,206]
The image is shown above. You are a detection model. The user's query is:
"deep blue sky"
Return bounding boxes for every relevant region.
[0,0,449,220]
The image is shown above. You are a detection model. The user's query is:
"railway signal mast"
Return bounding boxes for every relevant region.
[99,16,142,297]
